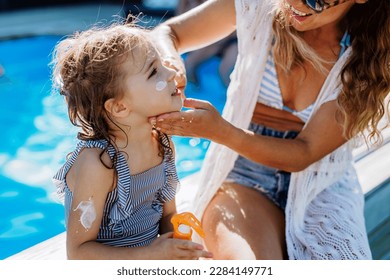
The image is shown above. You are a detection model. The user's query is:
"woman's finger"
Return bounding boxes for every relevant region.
[162,57,187,89]
[174,72,187,89]
[153,98,221,138]
[157,111,196,127]
[155,99,214,122]
[156,121,192,136]
[156,111,184,122]
[183,98,213,110]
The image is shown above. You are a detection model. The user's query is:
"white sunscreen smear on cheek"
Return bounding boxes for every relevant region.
[74,197,96,231]
[156,80,167,91]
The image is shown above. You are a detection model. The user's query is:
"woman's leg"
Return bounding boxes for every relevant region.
[202,183,287,259]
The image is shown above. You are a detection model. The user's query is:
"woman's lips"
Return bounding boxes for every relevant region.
[286,3,313,21]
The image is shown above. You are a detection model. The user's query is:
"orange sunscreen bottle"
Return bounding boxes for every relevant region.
[171,212,205,241]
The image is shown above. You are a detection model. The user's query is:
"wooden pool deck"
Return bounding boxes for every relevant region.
[2,4,389,260]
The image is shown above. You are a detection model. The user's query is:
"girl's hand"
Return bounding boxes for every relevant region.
[150,232,213,260]
[151,98,228,142]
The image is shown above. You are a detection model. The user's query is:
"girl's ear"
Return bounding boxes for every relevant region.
[104,98,131,118]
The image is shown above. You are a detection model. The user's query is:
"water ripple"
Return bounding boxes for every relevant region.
[0,212,44,238]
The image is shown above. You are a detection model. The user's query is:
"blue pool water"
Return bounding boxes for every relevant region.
[0,36,226,259]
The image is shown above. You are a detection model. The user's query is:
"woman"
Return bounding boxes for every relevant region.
[151,0,390,259]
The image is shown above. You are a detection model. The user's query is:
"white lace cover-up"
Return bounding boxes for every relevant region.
[183,0,372,259]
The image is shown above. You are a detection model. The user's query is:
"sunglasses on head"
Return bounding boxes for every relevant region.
[302,0,346,13]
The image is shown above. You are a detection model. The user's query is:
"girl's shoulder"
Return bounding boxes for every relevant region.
[65,141,115,193]
[74,147,110,169]
[77,145,113,168]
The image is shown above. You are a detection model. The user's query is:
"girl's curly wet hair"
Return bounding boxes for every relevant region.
[51,23,171,170]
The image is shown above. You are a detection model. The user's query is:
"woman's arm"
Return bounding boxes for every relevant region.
[221,101,348,172]
[164,0,236,53]
[154,98,349,172]
[153,0,236,55]
[151,0,236,90]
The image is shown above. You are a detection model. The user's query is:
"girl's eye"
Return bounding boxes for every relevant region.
[148,68,157,79]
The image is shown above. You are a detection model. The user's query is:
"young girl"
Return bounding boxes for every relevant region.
[51,23,211,260]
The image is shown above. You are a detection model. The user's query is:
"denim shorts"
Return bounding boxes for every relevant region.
[225,123,299,210]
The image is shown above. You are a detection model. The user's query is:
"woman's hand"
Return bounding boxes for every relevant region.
[150,232,213,260]
[151,25,187,95]
[151,98,228,142]
[162,56,187,95]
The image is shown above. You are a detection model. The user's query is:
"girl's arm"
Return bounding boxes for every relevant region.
[65,148,150,259]
[65,148,210,259]
[65,148,136,259]
[154,98,349,172]
[160,199,176,234]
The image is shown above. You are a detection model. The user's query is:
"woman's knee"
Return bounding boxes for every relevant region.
[202,184,287,259]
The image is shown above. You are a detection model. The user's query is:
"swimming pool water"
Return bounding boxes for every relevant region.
[0,35,226,259]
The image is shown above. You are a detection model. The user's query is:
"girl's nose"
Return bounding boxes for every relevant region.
[167,67,176,82]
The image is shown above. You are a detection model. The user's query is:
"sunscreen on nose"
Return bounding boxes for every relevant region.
[171,212,205,241]
[156,81,167,91]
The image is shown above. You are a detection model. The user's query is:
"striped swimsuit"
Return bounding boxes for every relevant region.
[258,32,351,122]
[257,52,313,122]
[53,134,179,247]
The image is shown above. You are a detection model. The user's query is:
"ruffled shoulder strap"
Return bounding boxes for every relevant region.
[108,146,135,221]
[53,139,111,203]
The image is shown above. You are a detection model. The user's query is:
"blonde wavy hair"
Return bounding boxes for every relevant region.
[272,0,390,145]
